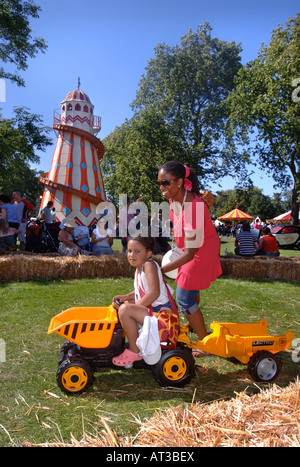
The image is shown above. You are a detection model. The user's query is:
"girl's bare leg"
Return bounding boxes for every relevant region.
[118,303,148,353]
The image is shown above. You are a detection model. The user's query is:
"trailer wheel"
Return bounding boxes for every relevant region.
[152,348,195,387]
[248,351,281,382]
[57,358,94,395]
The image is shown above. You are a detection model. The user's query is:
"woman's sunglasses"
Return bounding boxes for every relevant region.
[156,178,178,187]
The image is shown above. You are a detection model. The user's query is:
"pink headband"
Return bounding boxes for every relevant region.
[184,165,192,191]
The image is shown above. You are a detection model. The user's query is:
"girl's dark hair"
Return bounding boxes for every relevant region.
[159,160,200,195]
[128,235,155,252]
[262,227,273,237]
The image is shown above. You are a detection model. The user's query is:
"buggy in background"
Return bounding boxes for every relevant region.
[25,219,60,253]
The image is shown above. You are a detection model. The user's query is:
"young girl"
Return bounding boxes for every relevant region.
[112,236,173,367]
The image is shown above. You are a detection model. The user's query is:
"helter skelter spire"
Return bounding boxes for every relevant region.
[39,87,106,227]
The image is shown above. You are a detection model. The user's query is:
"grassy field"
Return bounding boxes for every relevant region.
[113,236,300,257]
[0,273,299,447]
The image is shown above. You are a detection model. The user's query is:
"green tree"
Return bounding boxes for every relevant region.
[227,14,300,225]
[103,109,182,206]
[212,187,280,221]
[131,23,242,184]
[0,107,52,202]
[0,0,47,86]
[0,1,50,202]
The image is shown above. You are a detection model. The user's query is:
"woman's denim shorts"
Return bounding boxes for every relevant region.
[176,286,199,316]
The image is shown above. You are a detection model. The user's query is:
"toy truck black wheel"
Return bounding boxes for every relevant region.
[152,348,195,387]
[57,358,94,395]
[58,341,77,365]
[248,351,281,382]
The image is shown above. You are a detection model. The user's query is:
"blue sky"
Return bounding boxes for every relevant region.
[1,0,299,197]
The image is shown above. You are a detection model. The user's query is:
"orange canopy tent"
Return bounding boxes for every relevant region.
[218,208,254,222]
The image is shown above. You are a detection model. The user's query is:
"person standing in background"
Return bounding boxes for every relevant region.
[0,194,19,229]
[12,190,36,250]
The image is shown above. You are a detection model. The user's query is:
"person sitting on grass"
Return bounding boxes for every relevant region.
[235,221,259,257]
[258,227,280,257]
[111,235,173,367]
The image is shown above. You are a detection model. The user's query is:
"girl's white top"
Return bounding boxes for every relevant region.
[134,260,173,307]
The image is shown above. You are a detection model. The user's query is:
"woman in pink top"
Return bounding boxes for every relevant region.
[158,161,222,340]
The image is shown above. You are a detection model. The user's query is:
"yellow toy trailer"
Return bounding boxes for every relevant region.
[179,319,294,383]
[48,307,294,395]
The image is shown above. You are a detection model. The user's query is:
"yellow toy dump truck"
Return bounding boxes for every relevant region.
[48,307,294,395]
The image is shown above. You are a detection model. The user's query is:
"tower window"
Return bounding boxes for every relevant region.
[75,103,81,111]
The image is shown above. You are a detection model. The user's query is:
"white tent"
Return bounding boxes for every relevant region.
[272,210,300,225]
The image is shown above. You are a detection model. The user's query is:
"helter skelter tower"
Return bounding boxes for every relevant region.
[39,82,106,227]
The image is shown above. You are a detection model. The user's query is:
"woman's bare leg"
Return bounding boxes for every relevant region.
[186,309,208,340]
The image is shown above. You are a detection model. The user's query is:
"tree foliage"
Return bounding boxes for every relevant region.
[212,187,292,222]
[0,0,47,86]
[0,107,52,202]
[131,23,242,182]
[226,14,300,224]
[103,109,182,205]
[0,1,50,202]
[103,23,243,204]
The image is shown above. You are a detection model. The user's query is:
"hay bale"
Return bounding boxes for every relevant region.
[231,257,270,279]
[269,258,300,281]
[0,252,299,282]
[220,257,234,276]
[0,253,136,282]
[26,255,60,280]
[220,256,300,282]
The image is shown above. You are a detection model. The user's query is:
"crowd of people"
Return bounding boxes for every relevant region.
[0,191,171,257]
[0,190,280,259]
[215,217,276,238]
[234,221,280,257]
[216,217,280,257]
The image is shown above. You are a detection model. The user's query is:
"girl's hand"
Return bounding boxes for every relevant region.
[112,295,127,309]
[112,291,135,310]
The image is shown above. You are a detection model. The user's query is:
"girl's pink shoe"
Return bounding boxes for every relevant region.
[112,348,143,367]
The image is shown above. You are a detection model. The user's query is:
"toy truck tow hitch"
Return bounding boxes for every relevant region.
[48,306,294,395]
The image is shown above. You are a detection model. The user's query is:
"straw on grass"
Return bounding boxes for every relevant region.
[25,379,300,447]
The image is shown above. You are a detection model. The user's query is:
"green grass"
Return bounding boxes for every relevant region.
[0,275,299,447]
[114,236,300,257]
